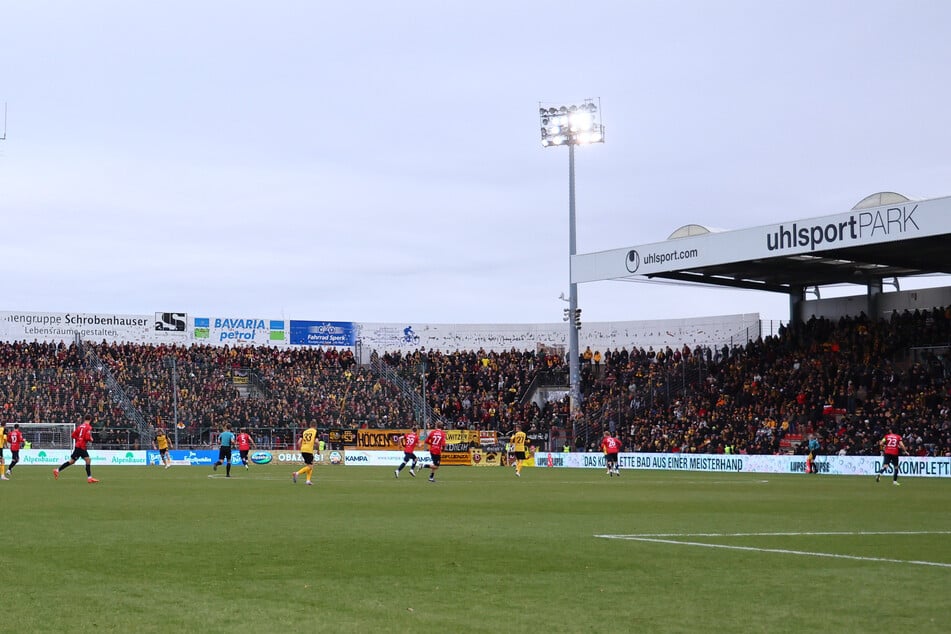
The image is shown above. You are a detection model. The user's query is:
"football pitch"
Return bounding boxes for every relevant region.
[5,464,949,633]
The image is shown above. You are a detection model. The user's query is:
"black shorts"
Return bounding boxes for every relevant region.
[301,452,315,465]
[402,451,417,462]
[159,447,169,457]
[429,453,442,467]
[239,449,250,461]
[883,453,899,469]
[10,450,19,461]
[513,451,526,461]
[605,452,619,465]
[218,447,233,462]
[71,447,90,461]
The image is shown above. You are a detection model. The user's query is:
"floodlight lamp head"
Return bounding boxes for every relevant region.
[538,98,604,147]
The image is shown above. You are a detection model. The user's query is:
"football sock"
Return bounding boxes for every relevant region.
[85,464,91,477]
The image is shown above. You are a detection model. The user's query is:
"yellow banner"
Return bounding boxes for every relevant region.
[354,429,500,453]
[471,449,501,467]
[357,429,406,450]
[331,429,357,445]
[443,430,475,444]
[440,451,472,466]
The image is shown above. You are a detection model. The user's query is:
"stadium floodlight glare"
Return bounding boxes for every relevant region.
[539,98,605,437]
[539,99,604,148]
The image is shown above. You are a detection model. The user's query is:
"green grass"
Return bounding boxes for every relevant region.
[5,464,949,633]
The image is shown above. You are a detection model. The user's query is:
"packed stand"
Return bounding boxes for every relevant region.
[558,308,951,457]
[1,306,949,456]
[89,343,415,447]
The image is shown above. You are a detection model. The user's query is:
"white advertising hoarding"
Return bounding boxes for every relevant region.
[356,315,759,353]
[1,311,762,353]
[0,311,169,344]
[535,452,950,478]
[17,449,148,466]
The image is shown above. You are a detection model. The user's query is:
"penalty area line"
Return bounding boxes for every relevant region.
[595,534,951,569]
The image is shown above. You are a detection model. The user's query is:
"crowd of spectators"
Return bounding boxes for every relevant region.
[0,340,110,425]
[563,307,951,457]
[88,343,416,447]
[1,307,949,456]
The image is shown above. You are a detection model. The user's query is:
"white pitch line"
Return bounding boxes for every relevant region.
[598,530,951,538]
[596,533,951,569]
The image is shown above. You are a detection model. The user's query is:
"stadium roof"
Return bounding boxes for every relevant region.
[572,192,951,295]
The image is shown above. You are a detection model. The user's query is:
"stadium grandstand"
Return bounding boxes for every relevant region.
[1,193,949,459]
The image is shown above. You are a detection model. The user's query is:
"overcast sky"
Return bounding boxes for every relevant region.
[2,0,949,325]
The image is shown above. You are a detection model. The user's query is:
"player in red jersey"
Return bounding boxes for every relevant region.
[54,415,98,483]
[875,428,907,485]
[236,428,256,470]
[600,430,622,477]
[395,427,421,478]
[6,423,24,478]
[422,423,446,483]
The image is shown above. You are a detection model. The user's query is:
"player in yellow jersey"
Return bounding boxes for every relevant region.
[293,426,318,486]
[153,428,172,469]
[510,424,528,477]
[0,422,8,480]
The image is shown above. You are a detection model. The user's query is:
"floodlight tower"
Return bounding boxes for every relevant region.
[539,98,604,431]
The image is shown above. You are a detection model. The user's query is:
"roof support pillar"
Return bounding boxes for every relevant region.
[867,277,883,320]
[788,286,806,330]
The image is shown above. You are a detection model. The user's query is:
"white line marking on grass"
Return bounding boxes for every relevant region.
[596,531,951,569]
[599,531,951,538]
